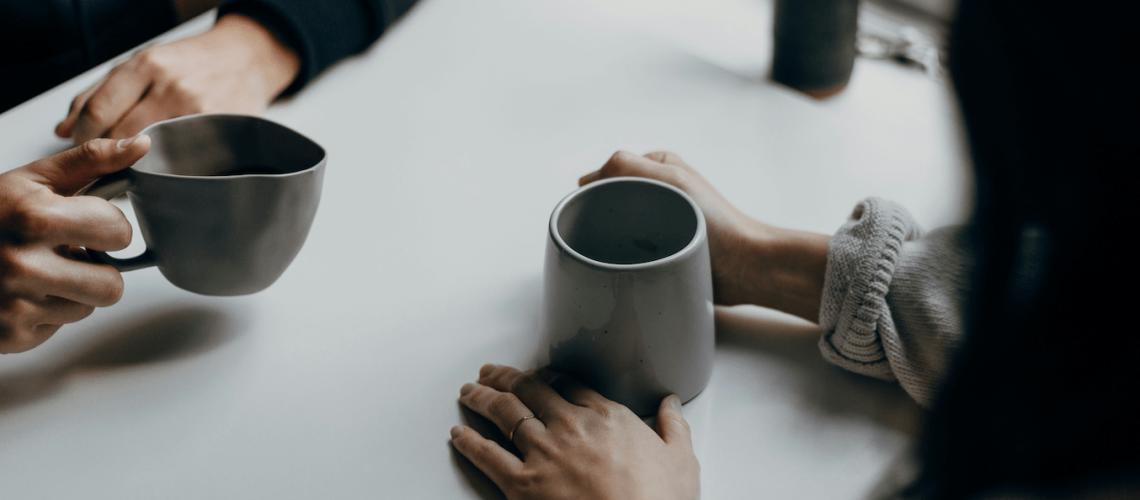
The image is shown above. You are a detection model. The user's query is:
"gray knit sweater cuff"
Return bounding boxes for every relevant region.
[818,198,921,382]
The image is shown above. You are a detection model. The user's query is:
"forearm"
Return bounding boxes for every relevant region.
[717,216,830,323]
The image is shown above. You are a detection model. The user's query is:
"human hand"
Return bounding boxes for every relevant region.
[451,364,699,500]
[580,151,830,321]
[55,14,300,144]
[0,136,150,353]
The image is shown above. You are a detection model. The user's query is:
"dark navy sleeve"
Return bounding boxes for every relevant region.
[0,0,179,113]
[218,0,418,96]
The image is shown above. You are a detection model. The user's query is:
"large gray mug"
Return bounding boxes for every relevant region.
[82,114,326,296]
[544,177,715,416]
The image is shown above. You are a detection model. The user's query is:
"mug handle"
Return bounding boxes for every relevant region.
[79,170,157,272]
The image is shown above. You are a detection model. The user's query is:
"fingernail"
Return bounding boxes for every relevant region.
[479,364,497,378]
[117,134,144,150]
[450,426,464,439]
[460,383,475,396]
[669,395,682,411]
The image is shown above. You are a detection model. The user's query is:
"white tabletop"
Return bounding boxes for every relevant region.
[0,0,969,498]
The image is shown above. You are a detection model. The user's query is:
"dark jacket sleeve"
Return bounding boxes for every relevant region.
[0,0,179,113]
[218,0,418,95]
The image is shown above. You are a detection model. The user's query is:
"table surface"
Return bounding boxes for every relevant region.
[0,0,970,498]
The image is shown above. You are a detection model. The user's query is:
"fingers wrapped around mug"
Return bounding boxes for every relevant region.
[579,150,690,187]
[0,139,146,353]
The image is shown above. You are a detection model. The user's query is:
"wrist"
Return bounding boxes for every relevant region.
[211,13,301,101]
[726,218,830,323]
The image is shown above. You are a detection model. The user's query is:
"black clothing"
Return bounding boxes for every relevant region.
[219,0,418,96]
[0,0,179,113]
[0,0,418,113]
[905,0,1140,498]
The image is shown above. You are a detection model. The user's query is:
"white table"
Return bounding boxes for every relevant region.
[0,0,970,498]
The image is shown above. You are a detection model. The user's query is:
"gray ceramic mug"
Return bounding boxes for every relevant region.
[544,177,715,416]
[82,114,326,296]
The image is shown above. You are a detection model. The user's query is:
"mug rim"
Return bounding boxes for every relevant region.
[131,113,327,180]
[548,176,708,271]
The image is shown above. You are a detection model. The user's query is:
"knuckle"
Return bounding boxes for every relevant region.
[659,151,681,163]
[481,364,511,385]
[512,371,543,392]
[599,161,622,177]
[81,98,115,128]
[607,150,632,166]
[73,139,107,164]
[562,414,590,439]
[598,401,632,420]
[92,273,125,307]
[665,413,691,433]
[168,80,205,110]
[0,296,33,319]
[489,392,521,416]
[4,199,49,240]
[104,214,133,251]
[133,49,161,69]
[0,249,32,283]
[602,151,639,176]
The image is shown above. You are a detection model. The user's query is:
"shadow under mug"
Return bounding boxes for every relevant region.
[543,177,715,416]
[82,114,326,296]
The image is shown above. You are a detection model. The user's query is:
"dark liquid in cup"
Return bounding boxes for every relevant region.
[209,165,282,176]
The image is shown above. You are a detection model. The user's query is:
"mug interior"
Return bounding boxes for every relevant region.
[556,180,698,265]
[133,115,325,177]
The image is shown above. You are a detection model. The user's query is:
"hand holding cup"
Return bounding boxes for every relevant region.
[580,151,831,323]
[0,137,149,353]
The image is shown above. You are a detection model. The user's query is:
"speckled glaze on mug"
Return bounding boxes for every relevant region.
[544,177,714,416]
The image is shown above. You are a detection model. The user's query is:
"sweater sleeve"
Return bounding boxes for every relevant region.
[218,0,418,95]
[818,198,973,406]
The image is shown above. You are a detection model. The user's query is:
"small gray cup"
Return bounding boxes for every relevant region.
[544,177,715,416]
[83,114,326,296]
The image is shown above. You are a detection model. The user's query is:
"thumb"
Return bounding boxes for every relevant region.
[22,135,150,196]
[656,395,694,451]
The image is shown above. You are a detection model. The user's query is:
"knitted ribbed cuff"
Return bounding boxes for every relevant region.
[818,198,921,380]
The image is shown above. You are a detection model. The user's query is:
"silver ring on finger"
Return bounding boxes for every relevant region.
[509,414,538,443]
